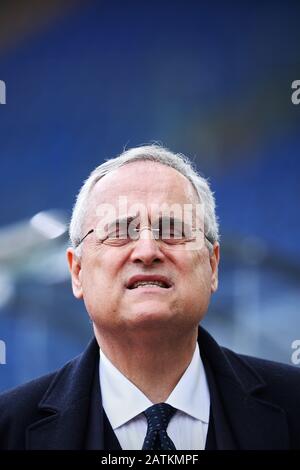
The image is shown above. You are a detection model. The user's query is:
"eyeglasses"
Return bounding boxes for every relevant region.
[76,217,214,251]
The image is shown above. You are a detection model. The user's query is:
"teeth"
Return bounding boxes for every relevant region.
[131,280,167,289]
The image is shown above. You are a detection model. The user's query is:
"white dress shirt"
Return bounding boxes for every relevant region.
[99,343,210,450]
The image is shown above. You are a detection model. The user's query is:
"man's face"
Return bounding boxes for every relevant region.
[67,161,219,336]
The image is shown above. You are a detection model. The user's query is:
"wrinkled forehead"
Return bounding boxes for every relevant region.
[86,161,202,225]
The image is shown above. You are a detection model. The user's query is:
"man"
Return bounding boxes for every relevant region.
[0,144,300,450]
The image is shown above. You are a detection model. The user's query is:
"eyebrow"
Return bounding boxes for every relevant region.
[106,215,139,228]
[152,215,186,226]
[107,215,186,227]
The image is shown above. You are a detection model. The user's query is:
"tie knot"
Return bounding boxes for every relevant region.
[143,403,176,432]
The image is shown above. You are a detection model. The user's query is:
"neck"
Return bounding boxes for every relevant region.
[94,324,198,403]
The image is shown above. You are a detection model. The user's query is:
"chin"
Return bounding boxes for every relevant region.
[125,306,173,327]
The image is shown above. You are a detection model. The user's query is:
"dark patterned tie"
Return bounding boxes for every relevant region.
[142,403,177,450]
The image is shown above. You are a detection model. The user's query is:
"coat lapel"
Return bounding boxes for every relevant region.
[26,338,102,450]
[198,327,290,449]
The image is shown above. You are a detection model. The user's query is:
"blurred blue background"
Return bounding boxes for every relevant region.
[0,0,300,391]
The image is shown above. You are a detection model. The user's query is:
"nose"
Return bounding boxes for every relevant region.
[129,227,165,266]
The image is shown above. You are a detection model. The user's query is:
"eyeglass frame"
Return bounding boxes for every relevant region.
[75,225,214,249]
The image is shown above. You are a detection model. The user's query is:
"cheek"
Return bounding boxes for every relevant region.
[182,251,212,291]
[80,263,120,323]
[80,253,125,301]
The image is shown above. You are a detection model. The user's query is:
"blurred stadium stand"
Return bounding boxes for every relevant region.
[0,0,299,391]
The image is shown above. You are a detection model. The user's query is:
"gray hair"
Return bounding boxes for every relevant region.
[69,144,219,254]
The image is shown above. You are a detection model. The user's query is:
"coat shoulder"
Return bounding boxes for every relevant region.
[224,347,300,383]
[0,357,78,449]
[0,339,97,449]
[222,346,300,407]
[0,372,55,410]
[0,373,55,449]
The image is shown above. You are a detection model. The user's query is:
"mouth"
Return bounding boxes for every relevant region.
[128,281,170,290]
[126,276,172,290]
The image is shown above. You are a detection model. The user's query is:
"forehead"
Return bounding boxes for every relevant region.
[84,161,201,228]
[90,161,198,206]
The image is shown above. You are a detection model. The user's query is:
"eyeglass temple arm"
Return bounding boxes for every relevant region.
[76,229,94,247]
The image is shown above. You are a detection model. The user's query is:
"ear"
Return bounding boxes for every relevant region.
[67,247,83,299]
[210,242,220,293]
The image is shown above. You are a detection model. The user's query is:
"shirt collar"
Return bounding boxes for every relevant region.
[99,342,210,430]
[165,342,210,423]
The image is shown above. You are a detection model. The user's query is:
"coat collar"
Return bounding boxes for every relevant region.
[198,327,290,449]
[26,327,290,449]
